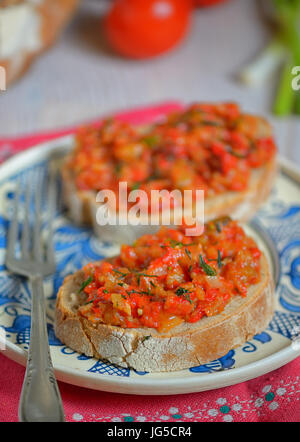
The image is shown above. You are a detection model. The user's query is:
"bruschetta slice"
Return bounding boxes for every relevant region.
[61,102,277,243]
[54,218,275,372]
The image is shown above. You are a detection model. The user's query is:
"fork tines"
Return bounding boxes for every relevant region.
[6,169,56,277]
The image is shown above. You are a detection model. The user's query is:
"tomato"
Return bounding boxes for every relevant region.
[194,0,229,7]
[104,0,192,58]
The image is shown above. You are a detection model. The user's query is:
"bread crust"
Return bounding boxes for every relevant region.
[54,254,275,372]
[61,155,277,243]
[1,0,79,85]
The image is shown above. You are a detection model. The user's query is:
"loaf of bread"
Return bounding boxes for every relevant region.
[0,0,79,85]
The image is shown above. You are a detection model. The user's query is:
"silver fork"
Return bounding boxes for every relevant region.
[5,171,65,422]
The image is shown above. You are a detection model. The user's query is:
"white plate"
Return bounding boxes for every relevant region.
[0,137,299,395]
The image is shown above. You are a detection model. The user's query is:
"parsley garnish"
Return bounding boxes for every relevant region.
[199,255,217,276]
[78,276,93,293]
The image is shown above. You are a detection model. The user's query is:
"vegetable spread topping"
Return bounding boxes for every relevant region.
[78,218,262,332]
[66,102,276,200]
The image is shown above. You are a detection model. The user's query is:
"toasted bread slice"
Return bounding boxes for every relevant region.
[54,253,274,372]
[61,155,277,244]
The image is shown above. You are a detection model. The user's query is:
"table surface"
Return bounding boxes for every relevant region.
[0,0,299,166]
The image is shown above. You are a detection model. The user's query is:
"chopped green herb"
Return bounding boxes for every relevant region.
[115,163,121,175]
[217,250,222,270]
[113,269,128,279]
[131,183,140,191]
[226,146,248,159]
[113,268,157,285]
[142,135,160,147]
[214,216,231,232]
[139,272,158,278]
[175,287,192,304]
[201,120,222,127]
[169,240,196,248]
[169,239,184,248]
[185,247,192,260]
[126,288,151,296]
[175,287,190,295]
[199,255,217,276]
[103,289,109,294]
[142,335,151,342]
[84,294,97,305]
[78,276,93,293]
[134,271,158,284]
[207,250,224,270]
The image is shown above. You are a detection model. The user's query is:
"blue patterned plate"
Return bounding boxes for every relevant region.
[0,138,299,395]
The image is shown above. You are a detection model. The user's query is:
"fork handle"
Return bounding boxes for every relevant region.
[18,276,65,422]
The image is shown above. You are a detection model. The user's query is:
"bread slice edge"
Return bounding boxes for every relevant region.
[61,156,278,244]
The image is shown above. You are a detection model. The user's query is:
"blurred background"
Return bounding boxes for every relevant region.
[0,0,300,165]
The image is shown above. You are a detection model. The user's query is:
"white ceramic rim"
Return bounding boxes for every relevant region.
[0,135,299,395]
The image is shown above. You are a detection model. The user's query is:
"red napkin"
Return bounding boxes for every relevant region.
[0,102,299,422]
